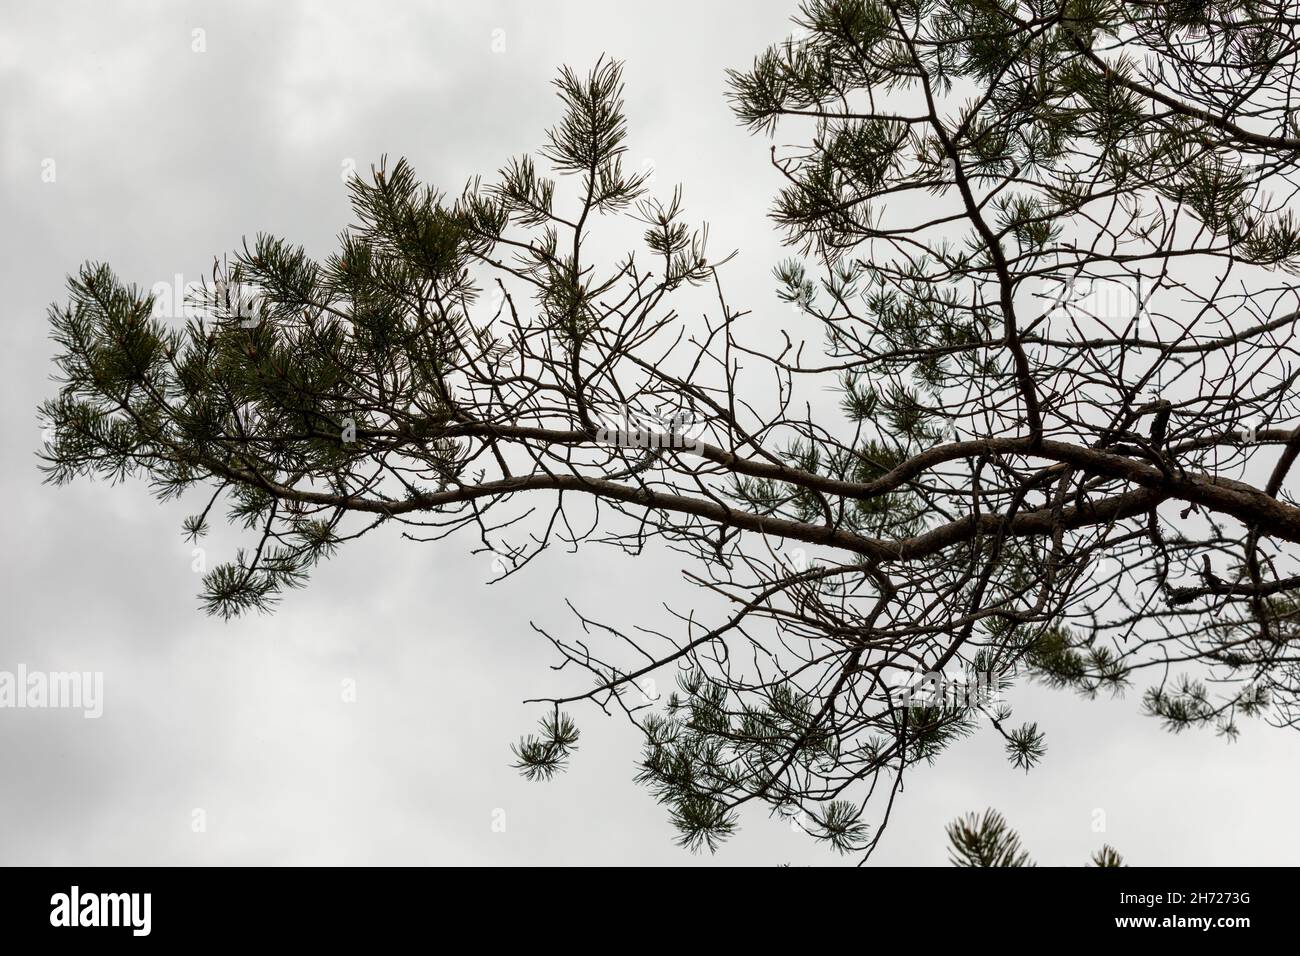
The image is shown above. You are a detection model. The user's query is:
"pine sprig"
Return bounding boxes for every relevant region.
[511,711,580,782]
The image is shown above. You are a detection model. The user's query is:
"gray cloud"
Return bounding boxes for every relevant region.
[1,0,1294,866]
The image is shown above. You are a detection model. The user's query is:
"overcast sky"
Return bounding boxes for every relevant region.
[2,0,1296,866]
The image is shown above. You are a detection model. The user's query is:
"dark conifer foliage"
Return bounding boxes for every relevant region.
[40,3,1300,858]
[946,808,1124,865]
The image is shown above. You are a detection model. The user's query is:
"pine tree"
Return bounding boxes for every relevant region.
[39,4,1300,859]
[946,808,1124,866]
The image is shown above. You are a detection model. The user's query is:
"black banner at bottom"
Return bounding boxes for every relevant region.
[0,865,1283,942]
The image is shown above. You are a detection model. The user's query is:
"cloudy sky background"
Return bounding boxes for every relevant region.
[1,0,1296,865]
